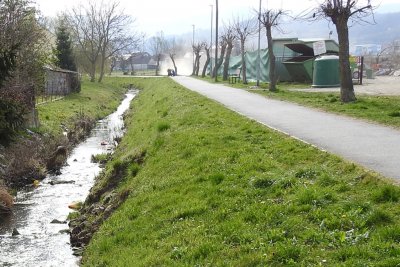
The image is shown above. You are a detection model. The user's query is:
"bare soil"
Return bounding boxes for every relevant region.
[295,75,400,96]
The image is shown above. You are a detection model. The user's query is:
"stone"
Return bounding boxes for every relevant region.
[12,228,20,236]
[49,180,75,185]
[68,201,82,210]
[51,219,67,224]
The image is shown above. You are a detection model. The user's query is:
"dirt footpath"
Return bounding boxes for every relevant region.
[295,76,400,96]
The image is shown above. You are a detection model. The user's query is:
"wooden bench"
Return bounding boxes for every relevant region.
[229,75,241,84]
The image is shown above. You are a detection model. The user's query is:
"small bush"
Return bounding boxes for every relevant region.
[373,185,400,203]
[0,99,25,145]
[252,177,275,189]
[209,173,224,185]
[67,211,80,220]
[388,111,400,117]
[91,153,112,164]
[157,122,170,132]
[295,169,318,180]
[127,163,140,177]
[317,174,337,186]
[366,209,392,227]
[378,225,400,242]
[270,243,302,264]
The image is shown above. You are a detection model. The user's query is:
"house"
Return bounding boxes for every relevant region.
[114,52,152,72]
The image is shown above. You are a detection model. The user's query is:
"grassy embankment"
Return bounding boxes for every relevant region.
[83,77,400,266]
[199,76,400,128]
[36,77,134,135]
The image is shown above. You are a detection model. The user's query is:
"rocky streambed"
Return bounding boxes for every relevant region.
[0,91,137,267]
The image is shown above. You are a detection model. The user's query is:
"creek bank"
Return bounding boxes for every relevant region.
[1,90,137,266]
[0,112,98,213]
[69,149,146,249]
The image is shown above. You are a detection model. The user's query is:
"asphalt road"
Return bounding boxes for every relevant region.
[173,76,400,180]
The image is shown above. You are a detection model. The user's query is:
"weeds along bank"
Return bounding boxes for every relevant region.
[76,77,400,266]
[0,78,133,201]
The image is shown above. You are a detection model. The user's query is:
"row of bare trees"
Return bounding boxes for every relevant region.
[194,0,373,103]
[186,17,255,84]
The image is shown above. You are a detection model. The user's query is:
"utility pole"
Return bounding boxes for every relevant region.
[256,0,262,86]
[214,0,218,82]
[210,4,213,76]
[192,24,195,75]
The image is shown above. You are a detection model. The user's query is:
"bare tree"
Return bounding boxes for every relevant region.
[233,16,256,84]
[149,32,165,76]
[166,37,182,76]
[222,24,236,81]
[201,42,211,78]
[212,37,227,78]
[68,3,102,82]
[192,42,205,76]
[68,0,138,82]
[97,1,139,82]
[259,9,285,91]
[313,0,373,102]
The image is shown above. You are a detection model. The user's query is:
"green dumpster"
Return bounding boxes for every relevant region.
[312,55,340,88]
[366,69,373,79]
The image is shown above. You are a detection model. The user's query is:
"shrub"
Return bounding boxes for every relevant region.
[0,99,25,145]
[373,185,400,203]
[157,122,170,132]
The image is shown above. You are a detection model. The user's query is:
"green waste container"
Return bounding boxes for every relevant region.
[366,69,373,79]
[312,55,340,88]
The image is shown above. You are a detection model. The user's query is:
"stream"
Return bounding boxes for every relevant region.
[0,90,137,267]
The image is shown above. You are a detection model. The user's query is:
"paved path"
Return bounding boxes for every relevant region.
[173,76,400,180]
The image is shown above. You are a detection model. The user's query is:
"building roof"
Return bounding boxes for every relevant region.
[129,52,152,64]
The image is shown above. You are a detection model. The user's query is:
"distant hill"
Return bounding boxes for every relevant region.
[159,11,399,54]
[275,12,400,46]
[349,12,400,45]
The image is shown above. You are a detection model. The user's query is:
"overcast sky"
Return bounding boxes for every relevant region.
[35,0,400,37]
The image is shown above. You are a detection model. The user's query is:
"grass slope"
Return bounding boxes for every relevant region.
[83,77,400,266]
[36,77,134,135]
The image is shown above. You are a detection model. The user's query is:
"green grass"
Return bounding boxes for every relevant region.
[198,75,400,128]
[35,77,135,135]
[82,77,400,266]
[252,88,400,128]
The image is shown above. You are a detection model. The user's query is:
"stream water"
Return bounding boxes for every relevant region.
[0,91,137,267]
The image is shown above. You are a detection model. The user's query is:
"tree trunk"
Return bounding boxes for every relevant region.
[336,19,356,103]
[266,25,277,91]
[223,42,233,81]
[170,54,178,75]
[202,48,210,77]
[195,54,201,76]
[109,58,116,75]
[192,55,196,76]
[130,60,134,75]
[240,40,247,84]
[156,54,161,76]
[89,61,96,82]
[98,50,107,83]
[98,59,105,82]
[212,43,226,78]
